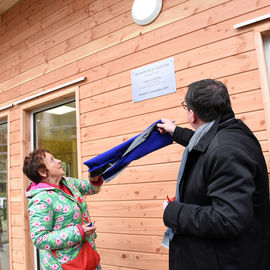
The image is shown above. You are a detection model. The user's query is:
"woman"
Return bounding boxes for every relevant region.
[23,148,103,270]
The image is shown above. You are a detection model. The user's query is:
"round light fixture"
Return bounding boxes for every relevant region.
[131,0,162,26]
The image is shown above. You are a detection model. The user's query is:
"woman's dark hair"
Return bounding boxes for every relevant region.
[23,148,50,183]
[185,79,232,122]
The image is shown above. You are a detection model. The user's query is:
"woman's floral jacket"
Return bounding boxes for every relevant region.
[26,177,102,270]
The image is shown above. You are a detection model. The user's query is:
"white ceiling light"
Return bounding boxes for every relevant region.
[46,105,76,115]
[131,0,162,26]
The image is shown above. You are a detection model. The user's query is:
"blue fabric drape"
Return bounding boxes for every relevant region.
[84,120,173,182]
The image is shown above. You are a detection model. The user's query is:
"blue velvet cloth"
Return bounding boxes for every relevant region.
[84,120,173,182]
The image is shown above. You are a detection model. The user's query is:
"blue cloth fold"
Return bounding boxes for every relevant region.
[84,120,173,182]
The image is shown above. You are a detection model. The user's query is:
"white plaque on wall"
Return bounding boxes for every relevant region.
[131,57,176,103]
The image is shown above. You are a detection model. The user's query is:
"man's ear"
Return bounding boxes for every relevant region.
[189,109,197,124]
[38,169,47,178]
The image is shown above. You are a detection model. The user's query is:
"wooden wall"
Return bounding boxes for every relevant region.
[0,0,270,269]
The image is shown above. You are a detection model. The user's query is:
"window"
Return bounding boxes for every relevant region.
[256,30,270,161]
[33,100,78,178]
[263,36,270,86]
[0,122,9,270]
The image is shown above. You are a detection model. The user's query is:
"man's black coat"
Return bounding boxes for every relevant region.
[163,110,270,270]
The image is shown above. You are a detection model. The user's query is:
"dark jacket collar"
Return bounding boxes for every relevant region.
[192,108,235,152]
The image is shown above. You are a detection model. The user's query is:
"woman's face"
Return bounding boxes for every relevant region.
[43,152,65,179]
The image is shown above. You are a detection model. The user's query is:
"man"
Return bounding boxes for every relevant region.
[157,79,270,270]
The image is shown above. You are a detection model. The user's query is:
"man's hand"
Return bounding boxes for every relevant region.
[157,119,176,136]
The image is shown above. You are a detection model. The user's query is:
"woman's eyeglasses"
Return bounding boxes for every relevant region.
[181,101,188,110]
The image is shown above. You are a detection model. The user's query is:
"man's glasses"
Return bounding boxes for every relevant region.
[181,101,188,110]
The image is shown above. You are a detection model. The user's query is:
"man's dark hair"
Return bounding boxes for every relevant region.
[23,148,50,183]
[185,79,232,122]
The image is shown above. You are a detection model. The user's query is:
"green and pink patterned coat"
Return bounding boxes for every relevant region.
[26,177,102,270]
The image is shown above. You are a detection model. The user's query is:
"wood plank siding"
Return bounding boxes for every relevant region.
[0,0,270,269]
